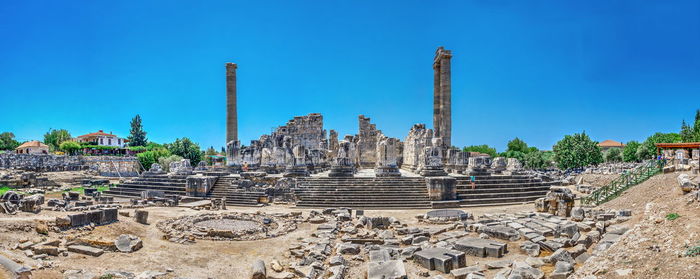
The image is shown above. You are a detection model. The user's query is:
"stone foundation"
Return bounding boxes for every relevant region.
[426,177,457,201]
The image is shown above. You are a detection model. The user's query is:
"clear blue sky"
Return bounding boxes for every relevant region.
[1,1,699,152]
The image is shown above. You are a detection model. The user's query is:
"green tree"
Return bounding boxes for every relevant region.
[604,148,622,162]
[680,120,695,142]
[0,132,21,150]
[638,132,681,160]
[506,137,531,154]
[524,150,554,169]
[462,144,497,158]
[553,132,603,170]
[59,141,82,155]
[165,138,203,166]
[136,147,171,170]
[127,114,148,147]
[500,150,526,161]
[43,129,72,151]
[622,141,640,162]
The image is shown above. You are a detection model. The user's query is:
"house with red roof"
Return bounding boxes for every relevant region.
[75,130,128,148]
[598,139,625,151]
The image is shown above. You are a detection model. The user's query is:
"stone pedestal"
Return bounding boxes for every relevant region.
[185,175,217,197]
[426,177,457,201]
[375,165,401,177]
[420,166,448,177]
[283,165,309,177]
[329,165,354,177]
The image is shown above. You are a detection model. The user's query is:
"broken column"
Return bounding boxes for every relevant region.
[420,138,448,176]
[329,139,356,177]
[375,134,401,177]
[226,62,238,144]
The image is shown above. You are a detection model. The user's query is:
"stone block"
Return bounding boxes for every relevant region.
[135,210,148,224]
[478,225,520,241]
[67,245,104,257]
[68,213,88,227]
[454,238,507,258]
[367,260,407,279]
[414,247,466,273]
[370,249,392,262]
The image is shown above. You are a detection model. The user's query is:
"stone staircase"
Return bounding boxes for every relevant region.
[294,177,432,209]
[206,176,266,206]
[103,172,188,198]
[455,174,557,207]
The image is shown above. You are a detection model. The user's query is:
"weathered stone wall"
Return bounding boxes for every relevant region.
[357,115,381,168]
[0,154,140,177]
[402,124,433,171]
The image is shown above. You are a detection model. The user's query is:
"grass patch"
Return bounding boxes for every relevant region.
[666,213,680,221]
[63,185,111,194]
[0,186,25,196]
[686,244,700,257]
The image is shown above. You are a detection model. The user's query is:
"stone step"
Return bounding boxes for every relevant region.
[112,184,186,192]
[295,202,431,209]
[456,186,552,194]
[458,195,543,205]
[457,190,549,199]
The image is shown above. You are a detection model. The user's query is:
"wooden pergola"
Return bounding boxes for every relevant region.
[654,142,700,157]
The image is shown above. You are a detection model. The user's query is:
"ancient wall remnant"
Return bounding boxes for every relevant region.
[0,154,139,177]
[357,115,381,167]
[375,134,401,177]
[402,124,433,171]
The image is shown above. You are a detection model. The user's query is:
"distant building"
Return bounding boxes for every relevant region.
[75,130,128,148]
[15,140,49,154]
[598,139,625,151]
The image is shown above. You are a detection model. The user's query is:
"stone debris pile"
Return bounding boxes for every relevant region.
[0,191,45,214]
[535,188,576,217]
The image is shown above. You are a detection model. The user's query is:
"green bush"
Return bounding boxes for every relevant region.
[59,141,82,155]
[127,146,147,152]
[604,148,622,162]
[0,132,20,150]
[623,141,640,162]
[553,132,603,170]
[666,213,680,221]
[137,148,171,170]
[524,150,554,169]
[43,129,72,151]
[165,138,203,166]
[462,145,497,158]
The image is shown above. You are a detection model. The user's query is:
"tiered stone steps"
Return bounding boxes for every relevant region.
[103,173,188,198]
[295,177,431,209]
[207,176,266,206]
[455,174,557,207]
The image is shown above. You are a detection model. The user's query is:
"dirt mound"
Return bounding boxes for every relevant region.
[572,172,700,278]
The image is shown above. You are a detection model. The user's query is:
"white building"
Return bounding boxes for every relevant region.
[75,130,128,148]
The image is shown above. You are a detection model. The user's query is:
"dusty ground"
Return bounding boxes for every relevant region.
[0,202,538,279]
[571,172,700,279]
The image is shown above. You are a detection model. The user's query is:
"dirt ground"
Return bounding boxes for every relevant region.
[571,172,700,279]
[0,201,539,279]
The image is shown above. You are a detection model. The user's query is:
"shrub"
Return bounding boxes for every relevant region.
[553,132,603,170]
[666,213,680,221]
[638,132,681,160]
[59,141,82,155]
[524,150,554,170]
[604,148,622,162]
[137,148,171,170]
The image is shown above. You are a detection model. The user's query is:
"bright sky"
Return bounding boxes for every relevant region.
[1,1,699,151]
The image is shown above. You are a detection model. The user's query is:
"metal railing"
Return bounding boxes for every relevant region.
[581,159,665,206]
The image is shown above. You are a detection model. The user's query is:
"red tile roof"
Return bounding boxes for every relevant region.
[16,140,48,149]
[598,139,625,147]
[77,130,119,138]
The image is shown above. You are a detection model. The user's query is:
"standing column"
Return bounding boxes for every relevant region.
[433,62,442,139]
[439,52,452,148]
[226,63,238,144]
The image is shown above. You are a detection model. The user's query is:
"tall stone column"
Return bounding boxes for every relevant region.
[432,47,452,148]
[226,63,238,144]
[433,63,442,140]
[439,53,452,148]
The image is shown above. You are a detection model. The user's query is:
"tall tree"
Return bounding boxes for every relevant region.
[43,129,72,151]
[0,132,20,150]
[680,120,694,142]
[622,141,641,162]
[128,114,148,147]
